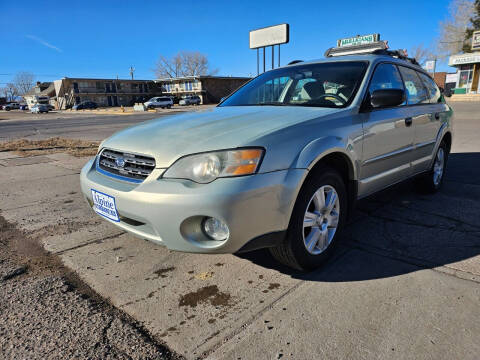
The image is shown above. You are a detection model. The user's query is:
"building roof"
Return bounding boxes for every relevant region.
[156,75,251,82]
[24,82,55,97]
[60,77,155,82]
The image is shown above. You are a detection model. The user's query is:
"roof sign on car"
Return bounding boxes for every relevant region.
[325,34,388,57]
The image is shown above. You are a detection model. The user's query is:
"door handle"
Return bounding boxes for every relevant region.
[434,113,440,120]
[405,117,413,127]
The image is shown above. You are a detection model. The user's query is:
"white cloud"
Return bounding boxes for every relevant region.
[26,35,63,53]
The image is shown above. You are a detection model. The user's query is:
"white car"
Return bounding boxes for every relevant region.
[144,97,173,109]
[30,104,49,113]
[179,95,201,106]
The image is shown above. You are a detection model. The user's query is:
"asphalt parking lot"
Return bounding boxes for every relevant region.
[1,102,479,359]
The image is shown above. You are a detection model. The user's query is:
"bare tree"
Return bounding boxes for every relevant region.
[410,44,434,65]
[1,83,19,102]
[154,51,218,78]
[436,0,475,58]
[13,71,35,96]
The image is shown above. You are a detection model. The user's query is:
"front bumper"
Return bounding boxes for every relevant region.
[80,158,306,253]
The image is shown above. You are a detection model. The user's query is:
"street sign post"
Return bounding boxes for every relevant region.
[249,24,289,75]
[424,60,436,72]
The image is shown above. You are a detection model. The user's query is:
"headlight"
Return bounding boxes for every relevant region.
[163,148,264,183]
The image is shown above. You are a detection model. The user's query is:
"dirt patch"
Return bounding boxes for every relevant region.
[178,285,232,309]
[268,283,280,290]
[153,266,175,279]
[0,213,182,359]
[0,137,99,157]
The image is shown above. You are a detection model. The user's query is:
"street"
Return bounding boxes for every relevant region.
[0,102,479,360]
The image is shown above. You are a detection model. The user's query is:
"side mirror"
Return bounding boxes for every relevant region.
[441,87,452,97]
[370,89,405,108]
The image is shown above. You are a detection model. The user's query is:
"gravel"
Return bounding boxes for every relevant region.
[0,214,182,360]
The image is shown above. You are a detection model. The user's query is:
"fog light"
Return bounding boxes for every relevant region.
[203,217,229,241]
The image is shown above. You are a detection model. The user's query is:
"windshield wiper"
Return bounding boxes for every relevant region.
[256,102,288,106]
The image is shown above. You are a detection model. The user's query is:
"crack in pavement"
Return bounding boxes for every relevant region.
[54,232,126,255]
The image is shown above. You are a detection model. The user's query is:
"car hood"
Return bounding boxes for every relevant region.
[101,106,343,167]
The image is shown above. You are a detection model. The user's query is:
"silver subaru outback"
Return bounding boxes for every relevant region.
[80,48,453,270]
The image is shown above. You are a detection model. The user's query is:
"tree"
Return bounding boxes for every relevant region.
[437,0,475,58]
[1,83,19,102]
[154,51,218,78]
[13,71,35,96]
[410,44,434,65]
[463,0,480,52]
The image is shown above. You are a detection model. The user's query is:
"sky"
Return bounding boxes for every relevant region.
[0,0,455,85]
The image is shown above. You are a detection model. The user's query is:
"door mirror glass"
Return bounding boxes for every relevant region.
[370,89,405,108]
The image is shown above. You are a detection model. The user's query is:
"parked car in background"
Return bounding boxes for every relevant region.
[179,95,201,106]
[73,101,98,110]
[19,104,29,110]
[144,97,173,109]
[3,102,20,111]
[30,104,49,113]
[47,104,55,111]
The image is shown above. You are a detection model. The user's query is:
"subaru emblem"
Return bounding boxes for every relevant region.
[115,157,126,168]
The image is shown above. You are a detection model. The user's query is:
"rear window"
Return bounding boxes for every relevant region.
[398,66,429,105]
[417,72,442,103]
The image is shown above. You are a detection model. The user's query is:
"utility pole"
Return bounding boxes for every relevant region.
[129,66,135,80]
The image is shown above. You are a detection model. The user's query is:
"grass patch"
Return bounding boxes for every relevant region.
[0,137,99,157]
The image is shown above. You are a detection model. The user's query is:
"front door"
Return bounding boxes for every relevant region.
[107,96,112,106]
[113,96,118,106]
[358,63,415,197]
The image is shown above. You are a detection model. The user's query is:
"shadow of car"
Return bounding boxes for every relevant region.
[238,152,480,281]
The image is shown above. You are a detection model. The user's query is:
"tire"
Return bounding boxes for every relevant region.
[269,166,348,271]
[415,140,448,193]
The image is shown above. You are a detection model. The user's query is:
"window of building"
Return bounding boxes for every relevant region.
[96,82,104,90]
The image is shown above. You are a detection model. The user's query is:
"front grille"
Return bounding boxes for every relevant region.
[97,149,155,182]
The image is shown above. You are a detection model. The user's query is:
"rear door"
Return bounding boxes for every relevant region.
[358,63,415,197]
[398,66,439,174]
[414,72,448,173]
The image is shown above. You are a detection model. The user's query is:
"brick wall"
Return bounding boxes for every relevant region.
[431,72,446,89]
[200,78,250,103]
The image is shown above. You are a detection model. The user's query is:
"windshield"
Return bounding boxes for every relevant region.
[221,61,367,108]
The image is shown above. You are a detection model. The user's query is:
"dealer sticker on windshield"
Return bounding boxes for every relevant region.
[91,189,120,222]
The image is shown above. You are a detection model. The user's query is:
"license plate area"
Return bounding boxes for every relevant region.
[91,189,120,222]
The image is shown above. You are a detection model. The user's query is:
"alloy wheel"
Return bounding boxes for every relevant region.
[433,147,445,186]
[302,185,340,255]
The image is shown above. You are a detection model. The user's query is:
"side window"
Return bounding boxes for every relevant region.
[368,63,405,100]
[418,72,442,103]
[398,66,429,105]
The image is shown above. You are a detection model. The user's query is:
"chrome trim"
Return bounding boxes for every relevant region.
[95,157,143,183]
[359,163,410,184]
[363,146,413,165]
[414,139,436,150]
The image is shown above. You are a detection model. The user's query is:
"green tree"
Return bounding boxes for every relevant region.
[463,0,480,52]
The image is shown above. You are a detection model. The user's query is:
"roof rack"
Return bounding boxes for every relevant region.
[324,41,420,66]
[371,49,420,66]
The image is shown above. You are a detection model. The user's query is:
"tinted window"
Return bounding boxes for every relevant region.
[221,61,367,108]
[368,63,405,105]
[398,66,429,105]
[417,72,442,103]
